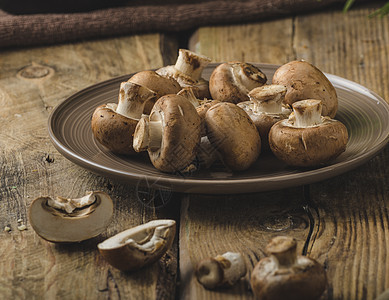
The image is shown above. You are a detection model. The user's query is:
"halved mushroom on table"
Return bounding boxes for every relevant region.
[29,191,113,243]
[133,94,201,173]
[97,219,176,271]
[269,99,348,167]
[91,81,156,155]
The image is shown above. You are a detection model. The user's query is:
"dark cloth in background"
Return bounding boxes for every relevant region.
[0,0,370,48]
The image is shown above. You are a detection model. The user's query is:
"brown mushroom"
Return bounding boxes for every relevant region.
[238,84,291,151]
[209,62,267,104]
[251,236,327,300]
[91,81,156,155]
[28,191,114,243]
[133,94,201,173]
[205,102,261,171]
[98,219,176,271]
[128,70,181,114]
[195,252,247,290]
[269,99,348,167]
[157,49,212,99]
[272,60,338,118]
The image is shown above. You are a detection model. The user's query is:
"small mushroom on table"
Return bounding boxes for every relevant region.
[28,191,113,243]
[251,236,327,300]
[133,94,201,173]
[195,252,247,290]
[272,60,338,118]
[269,99,348,167]
[238,84,291,151]
[91,81,156,155]
[209,62,267,104]
[157,49,212,99]
[205,102,261,171]
[97,219,176,272]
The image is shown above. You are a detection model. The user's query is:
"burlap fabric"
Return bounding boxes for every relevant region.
[0,0,369,48]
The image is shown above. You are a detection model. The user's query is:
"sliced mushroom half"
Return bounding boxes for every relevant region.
[28,191,113,243]
[97,219,176,271]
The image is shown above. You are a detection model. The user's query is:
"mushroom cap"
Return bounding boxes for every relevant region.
[28,191,114,243]
[238,101,290,151]
[91,104,138,155]
[251,255,327,300]
[272,60,338,118]
[97,219,176,271]
[195,257,224,289]
[209,62,267,104]
[128,70,181,114]
[205,102,261,171]
[147,94,201,173]
[196,99,221,136]
[268,116,348,167]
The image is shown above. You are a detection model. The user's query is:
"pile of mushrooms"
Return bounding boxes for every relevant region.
[91,51,348,173]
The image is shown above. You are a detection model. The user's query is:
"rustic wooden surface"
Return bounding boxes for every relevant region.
[183,2,389,300]
[0,1,388,300]
[0,34,180,299]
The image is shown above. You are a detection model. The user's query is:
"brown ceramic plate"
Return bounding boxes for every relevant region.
[48,63,389,194]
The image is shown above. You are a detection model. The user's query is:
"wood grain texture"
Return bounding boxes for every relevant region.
[185,2,389,300]
[0,34,179,299]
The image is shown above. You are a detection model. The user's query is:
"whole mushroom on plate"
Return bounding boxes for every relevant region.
[205,102,261,171]
[238,84,291,151]
[91,81,156,155]
[209,62,267,104]
[272,60,338,118]
[157,49,212,99]
[128,70,181,114]
[268,99,348,167]
[133,94,201,173]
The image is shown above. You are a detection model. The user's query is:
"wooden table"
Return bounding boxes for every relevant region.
[0,2,388,299]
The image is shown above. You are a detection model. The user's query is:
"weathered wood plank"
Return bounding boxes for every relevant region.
[183,2,389,300]
[294,4,389,300]
[0,34,180,299]
[188,18,295,64]
[179,189,312,299]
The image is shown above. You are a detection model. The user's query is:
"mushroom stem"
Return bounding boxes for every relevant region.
[177,87,200,107]
[133,114,163,152]
[116,82,156,119]
[249,85,287,114]
[266,236,298,268]
[174,49,211,81]
[292,99,323,128]
[196,252,247,289]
